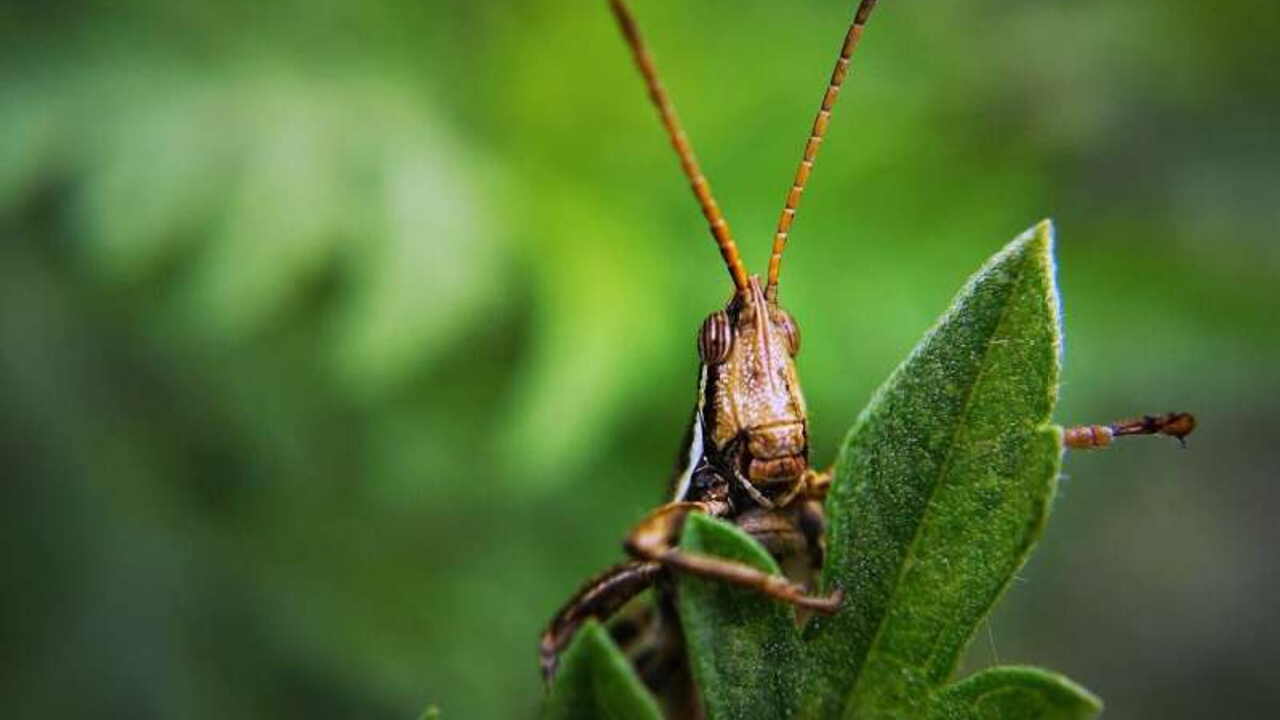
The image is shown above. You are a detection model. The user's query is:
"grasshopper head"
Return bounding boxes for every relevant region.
[697,276,809,499]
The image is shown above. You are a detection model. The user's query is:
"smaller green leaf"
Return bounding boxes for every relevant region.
[540,620,663,720]
[677,513,802,720]
[416,705,440,720]
[930,667,1101,720]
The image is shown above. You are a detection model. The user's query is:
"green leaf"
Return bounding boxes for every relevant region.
[929,667,1101,720]
[541,620,663,720]
[676,513,801,720]
[800,221,1073,719]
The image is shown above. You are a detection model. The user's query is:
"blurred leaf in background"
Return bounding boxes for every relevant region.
[1,1,1277,719]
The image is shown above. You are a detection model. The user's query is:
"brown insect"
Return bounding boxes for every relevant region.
[540,0,1196,712]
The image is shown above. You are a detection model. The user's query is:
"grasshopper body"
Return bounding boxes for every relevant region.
[539,2,1195,715]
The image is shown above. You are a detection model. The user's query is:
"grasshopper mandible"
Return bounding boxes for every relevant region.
[540,0,1196,707]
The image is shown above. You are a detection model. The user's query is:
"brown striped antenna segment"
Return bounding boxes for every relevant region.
[608,0,750,294]
[766,0,880,301]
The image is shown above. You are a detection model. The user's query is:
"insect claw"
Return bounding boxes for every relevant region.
[538,631,562,683]
[1160,412,1197,444]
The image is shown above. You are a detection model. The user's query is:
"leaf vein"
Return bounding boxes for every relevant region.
[840,245,1039,716]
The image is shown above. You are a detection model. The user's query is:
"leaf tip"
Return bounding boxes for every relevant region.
[1043,669,1104,718]
[1034,217,1055,241]
[541,618,664,720]
[937,666,1102,720]
[1016,218,1055,275]
[681,512,779,573]
[1023,219,1064,381]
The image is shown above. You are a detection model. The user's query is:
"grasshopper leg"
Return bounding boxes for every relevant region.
[538,560,664,682]
[803,468,832,501]
[1064,412,1196,450]
[624,501,844,614]
[797,498,828,570]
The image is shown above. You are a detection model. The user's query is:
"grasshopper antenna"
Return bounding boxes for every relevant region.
[608,0,750,294]
[766,0,880,301]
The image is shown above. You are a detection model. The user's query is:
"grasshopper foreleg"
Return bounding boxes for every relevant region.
[624,501,844,614]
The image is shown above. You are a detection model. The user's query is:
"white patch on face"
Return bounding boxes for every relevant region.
[671,364,708,502]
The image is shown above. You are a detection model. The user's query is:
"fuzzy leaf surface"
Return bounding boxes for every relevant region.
[800,221,1086,720]
[677,513,802,720]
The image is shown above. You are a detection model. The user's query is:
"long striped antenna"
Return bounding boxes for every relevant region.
[608,0,750,294]
[766,0,880,301]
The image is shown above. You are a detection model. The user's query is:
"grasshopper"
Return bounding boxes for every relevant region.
[540,0,1196,711]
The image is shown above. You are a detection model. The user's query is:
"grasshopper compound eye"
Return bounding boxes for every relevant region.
[698,310,733,365]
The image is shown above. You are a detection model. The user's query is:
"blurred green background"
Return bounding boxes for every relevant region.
[2,0,1277,718]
